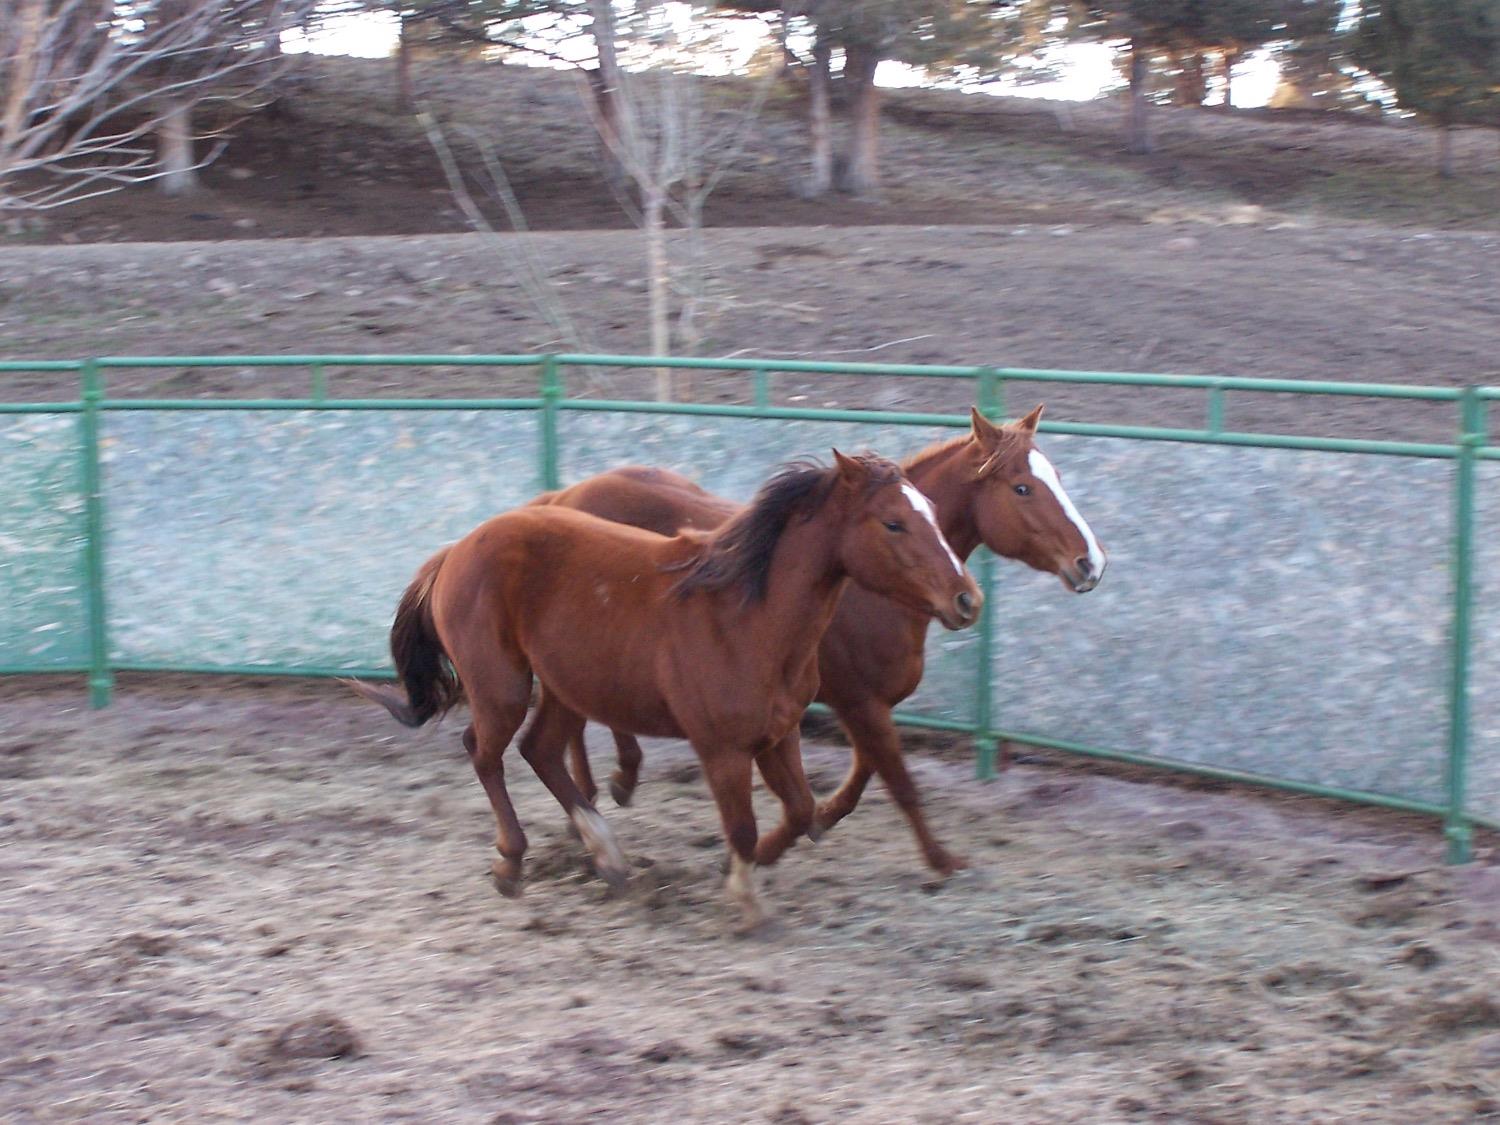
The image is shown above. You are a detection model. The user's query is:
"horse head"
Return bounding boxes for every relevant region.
[830,450,982,630]
[964,405,1106,594]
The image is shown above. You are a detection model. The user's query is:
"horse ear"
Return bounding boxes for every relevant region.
[969,406,1004,451]
[1013,404,1045,435]
[832,448,865,482]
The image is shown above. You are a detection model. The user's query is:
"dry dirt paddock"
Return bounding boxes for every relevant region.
[3,676,1500,1123]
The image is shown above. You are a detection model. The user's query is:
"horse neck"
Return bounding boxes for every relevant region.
[742,505,850,654]
[905,441,982,561]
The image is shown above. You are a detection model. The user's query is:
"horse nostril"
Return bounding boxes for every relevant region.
[954,591,975,619]
[1075,557,1093,579]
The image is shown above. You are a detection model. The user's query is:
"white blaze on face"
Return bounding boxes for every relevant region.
[1027,449,1106,577]
[900,482,965,576]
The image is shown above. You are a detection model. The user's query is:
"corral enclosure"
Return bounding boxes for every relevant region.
[4,355,1499,848]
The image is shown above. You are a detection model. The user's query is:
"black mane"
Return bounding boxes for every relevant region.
[672,454,898,603]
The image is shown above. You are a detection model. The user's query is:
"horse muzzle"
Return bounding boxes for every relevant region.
[1061,553,1105,594]
[936,587,983,630]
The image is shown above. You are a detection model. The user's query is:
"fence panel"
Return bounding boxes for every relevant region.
[985,436,1458,808]
[1470,460,1500,826]
[101,409,541,671]
[0,413,91,671]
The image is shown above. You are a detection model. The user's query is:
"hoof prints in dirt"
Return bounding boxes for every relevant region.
[7,685,1500,1123]
[466,1031,661,1118]
[246,1013,364,1079]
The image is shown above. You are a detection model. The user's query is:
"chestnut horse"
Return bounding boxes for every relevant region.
[536,405,1104,875]
[352,452,980,925]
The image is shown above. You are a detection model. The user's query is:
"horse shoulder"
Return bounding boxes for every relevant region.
[817,584,930,707]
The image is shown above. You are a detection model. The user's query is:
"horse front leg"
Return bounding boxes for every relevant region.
[695,745,762,928]
[751,730,818,867]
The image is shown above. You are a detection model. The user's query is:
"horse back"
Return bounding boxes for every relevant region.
[535,465,739,538]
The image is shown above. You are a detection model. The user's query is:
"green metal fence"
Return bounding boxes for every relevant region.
[2,353,1494,861]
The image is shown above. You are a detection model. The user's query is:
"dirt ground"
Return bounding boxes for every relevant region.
[3,674,1500,1123]
[3,220,1498,445]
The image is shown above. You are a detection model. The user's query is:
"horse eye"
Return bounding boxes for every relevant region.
[1014,484,1031,496]
[882,520,905,533]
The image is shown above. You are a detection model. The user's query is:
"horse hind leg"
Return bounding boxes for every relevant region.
[520,693,629,891]
[462,711,530,897]
[609,730,644,807]
[832,702,967,877]
[567,726,599,806]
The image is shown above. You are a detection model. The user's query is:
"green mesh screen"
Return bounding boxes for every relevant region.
[0,414,90,669]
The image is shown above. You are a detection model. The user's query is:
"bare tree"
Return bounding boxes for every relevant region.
[587,5,779,398]
[771,0,1026,197]
[0,0,295,219]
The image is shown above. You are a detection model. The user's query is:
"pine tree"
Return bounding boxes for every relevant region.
[1354,0,1500,177]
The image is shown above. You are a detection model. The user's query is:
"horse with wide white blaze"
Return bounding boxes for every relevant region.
[540,404,1105,874]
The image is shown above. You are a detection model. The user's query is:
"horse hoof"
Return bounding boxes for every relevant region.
[751,844,786,867]
[609,777,634,808]
[571,807,628,891]
[929,850,970,878]
[813,804,843,834]
[731,908,770,936]
[805,819,825,843]
[490,859,524,898]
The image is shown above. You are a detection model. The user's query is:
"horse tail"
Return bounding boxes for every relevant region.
[347,545,463,728]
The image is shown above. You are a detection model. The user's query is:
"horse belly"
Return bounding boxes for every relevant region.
[527,610,684,739]
[548,670,684,739]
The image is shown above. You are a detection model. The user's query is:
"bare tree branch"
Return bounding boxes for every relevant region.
[0,0,302,219]
[576,7,779,399]
[417,108,598,362]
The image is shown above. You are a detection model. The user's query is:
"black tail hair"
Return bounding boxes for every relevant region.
[346,546,462,727]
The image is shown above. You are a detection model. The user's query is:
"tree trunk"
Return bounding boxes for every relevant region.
[1438,123,1454,178]
[156,99,200,196]
[2,0,45,156]
[396,14,413,114]
[676,195,706,357]
[588,0,626,188]
[805,38,833,197]
[1173,49,1206,107]
[1126,39,1152,156]
[1220,49,1238,111]
[837,41,881,196]
[644,185,672,399]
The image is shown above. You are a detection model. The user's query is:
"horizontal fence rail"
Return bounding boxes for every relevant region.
[1,354,1494,862]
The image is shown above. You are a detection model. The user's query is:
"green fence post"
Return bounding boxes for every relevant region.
[974,367,1003,779]
[753,368,771,409]
[79,360,112,708]
[1445,387,1483,863]
[540,355,562,491]
[973,549,999,780]
[1207,381,1226,434]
